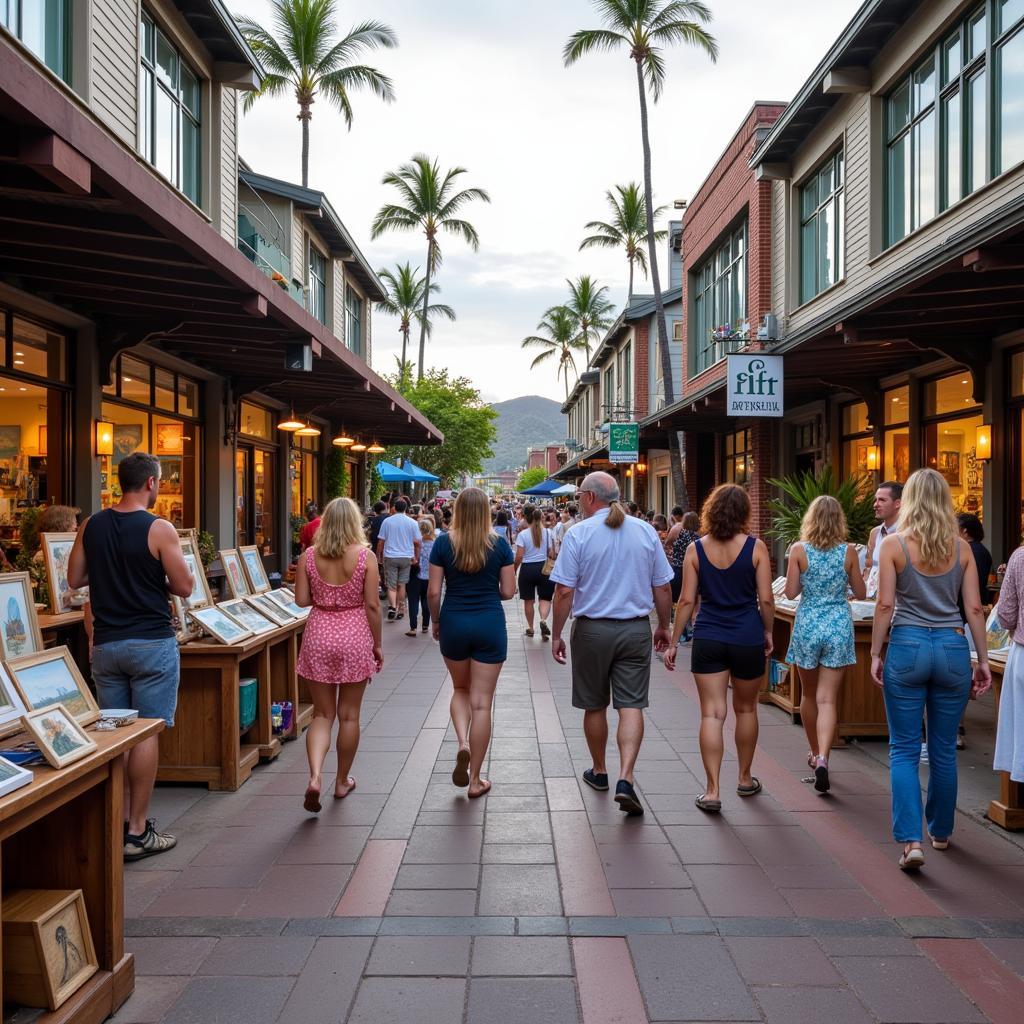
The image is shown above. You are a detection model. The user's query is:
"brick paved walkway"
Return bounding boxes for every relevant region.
[118,601,1024,1024]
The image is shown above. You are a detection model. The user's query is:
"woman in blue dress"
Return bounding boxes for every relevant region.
[785,496,866,793]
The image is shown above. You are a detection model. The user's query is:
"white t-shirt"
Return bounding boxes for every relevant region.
[378,513,421,559]
[516,527,552,564]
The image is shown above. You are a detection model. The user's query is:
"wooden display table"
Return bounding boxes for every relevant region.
[760,605,889,741]
[157,620,306,792]
[983,659,1023,831]
[0,719,162,1023]
[37,610,85,632]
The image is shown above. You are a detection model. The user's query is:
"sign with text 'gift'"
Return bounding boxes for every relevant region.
[608,422,639,464]
[726,355,784,417]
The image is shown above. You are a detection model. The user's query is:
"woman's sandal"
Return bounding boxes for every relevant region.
[929,836,950,850]
[303,785,322,813]
[468,779,491,799]
[899,845,925,870]
[405,629,417,638]
[695,794,722,813]
[737,777,763,797]
[452,747,471,788]
[525,628,534,637]
[334,777,356,799]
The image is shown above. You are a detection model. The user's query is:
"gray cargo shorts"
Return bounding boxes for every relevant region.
[384,557,412,587]
[569,616,652,710]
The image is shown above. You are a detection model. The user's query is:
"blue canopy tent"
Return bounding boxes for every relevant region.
[402,460,441,484]
[376,461,416,483]
[519,479,561,496]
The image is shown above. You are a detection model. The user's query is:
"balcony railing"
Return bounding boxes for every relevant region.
[601,404,633,424]
[237,181,304,305]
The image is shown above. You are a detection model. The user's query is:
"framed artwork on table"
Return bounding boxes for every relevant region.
[179,535,213,610]
[6,646,101,726]
[0,572,43,661]
[0,661,29,739]
[40,532,79,614]
[238,545,270,594]
[21,704,97,770]
[219,599,276,635]
[219,549,251,598]
[188,606,252,645]
[245,593,296,626]
[265,588,309,619]
[0,753,32,796]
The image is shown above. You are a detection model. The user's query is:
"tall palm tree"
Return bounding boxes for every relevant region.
[565,275,615,364]
[565,1,717,505]
[580,183,667,298]
[371,155,490,380]
[521,306,587,400]
[237,0,397,187]
[376,263,456,373]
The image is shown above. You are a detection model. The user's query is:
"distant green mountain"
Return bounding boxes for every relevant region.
[483,395,565,473]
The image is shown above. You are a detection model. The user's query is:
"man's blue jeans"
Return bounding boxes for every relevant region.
[882,625,972,842]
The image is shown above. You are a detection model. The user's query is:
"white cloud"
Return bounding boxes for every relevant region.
[232,0,858,401]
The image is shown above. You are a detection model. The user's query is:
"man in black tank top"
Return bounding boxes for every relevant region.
[68,452,194,861]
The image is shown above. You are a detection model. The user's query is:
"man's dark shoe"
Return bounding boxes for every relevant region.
[614,779,644,816]
[582,768,609,791]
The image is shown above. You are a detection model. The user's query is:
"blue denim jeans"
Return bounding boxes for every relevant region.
[883,625,972,842]
[92,636,180,726]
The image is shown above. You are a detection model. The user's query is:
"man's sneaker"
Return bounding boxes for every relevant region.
[582,768,609,791]
[125,820,177,862]
[614,779,644,816]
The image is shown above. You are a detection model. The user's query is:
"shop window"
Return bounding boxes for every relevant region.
[0,375,67,512]
[799,149,844,303]
[792,419,822,475]
[154,366,175,411]
[724,428,752,486]
[1,0,70,81]
[290,431,321,555]
[840,400,874,478]
[119,355,152,405]
[238,400,272,439]
[923,372,979,415]
[140,11,201,205]
[883,385,911,482]
[10,317,65,380]
[924,415,984,517]
[692,221,747,375]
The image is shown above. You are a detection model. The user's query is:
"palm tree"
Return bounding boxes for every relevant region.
[372,155,490,380]
[237,0,397,187]
[580,183,667,298]
[376,263,456,373]
[565,1,717,505]
[565,275,615,363]
[521,306,587,400]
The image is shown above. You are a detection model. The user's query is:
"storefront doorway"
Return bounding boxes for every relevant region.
[235,400,277,557]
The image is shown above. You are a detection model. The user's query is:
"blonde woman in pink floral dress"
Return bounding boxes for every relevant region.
[295,497,383,812]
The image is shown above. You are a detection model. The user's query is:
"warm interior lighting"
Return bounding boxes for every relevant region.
[332,434,354,447]
[295,422,321,437]
[367,441,386,453]
[635,462,647,473]
[96,420,114,457]
[350,442,368,452]
[277,408,304,431]
[866,444,881,471]
[976,424,992,461]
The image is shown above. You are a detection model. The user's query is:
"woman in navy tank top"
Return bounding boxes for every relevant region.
[664,485,775,813]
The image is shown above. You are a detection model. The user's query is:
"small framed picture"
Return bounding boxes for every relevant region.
[40,532,79,614]
[155,422,184,455]
[0,572,43,660]
[219,599,277,635]
[238,544,271,594]
[188,606,253,645]
[21,704,97,769]
[266,589,309,620]
[0,661,29,739]
[7,646,101,726]
[0,753,32,796]
[179,535,214,610]
[245,593,296,626]
[219,549,251,598]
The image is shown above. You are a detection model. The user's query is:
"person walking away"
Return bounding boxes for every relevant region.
[550,472,673,816]
[956,512,992,748]
[670,512,701,640]
[376,498,420,621]
[863,481,903,585]
[295,497,382,810]
[784,496,865,793]
[428,487,516,798]
[367,500,390,599]
[870,468,990,870]
[67,452,194,860]
[664,484,775,813]
[515,508,556,640]
[406,517,436,636]
[299,501,321,551]
[994,543,1024,788]
[554,505,574,546]
[493,510,514,546]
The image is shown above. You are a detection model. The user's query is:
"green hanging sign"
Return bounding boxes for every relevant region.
[608,422,639,464]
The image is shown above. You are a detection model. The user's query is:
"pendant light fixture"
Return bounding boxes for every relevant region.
[277,408,304,431]
[350,441,368,452]
[367,440,386,454]
[295,421,321,438]
[332,429,355,447]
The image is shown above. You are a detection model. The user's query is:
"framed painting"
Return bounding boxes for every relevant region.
[188,606,253,645]
[219,599,276,636]
[0,753,32,796]
[938,450,961,487]
[155,422,183,455]
[7,646,101,726]
[40,532,79,614]
[238,545,270,594]
[0,661,29,739]
[0,572,43,661]
[245,593,296,626]
[179,535,213,610]
[38,424,47,457]
[21,704,97,770]
[265,588,309,619]
[0,424,21,459]
[112,423,143,465]
[219,548,251,598]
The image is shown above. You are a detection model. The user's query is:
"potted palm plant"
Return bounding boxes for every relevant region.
[767,467,876,547]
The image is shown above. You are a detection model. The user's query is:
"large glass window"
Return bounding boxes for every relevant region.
[883,385,911,483]
[799,150,844,303]
[2,0,70,80]
[345,283,362,353]
[997,0,1024,170]
[289,432,320,557]
[140,11,201,205]
[308,246,327,325]
[619,341,632,417]
[724,428,752,486]
[923,372,984,519]
[692,221,747,376]
[840,401,874,479]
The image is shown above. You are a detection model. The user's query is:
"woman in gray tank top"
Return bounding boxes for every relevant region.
[870,469,991,871]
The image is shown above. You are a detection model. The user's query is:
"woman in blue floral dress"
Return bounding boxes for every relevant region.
[785,496,866,793]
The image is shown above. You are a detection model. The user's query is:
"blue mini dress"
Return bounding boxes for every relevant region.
[786,543,856,669]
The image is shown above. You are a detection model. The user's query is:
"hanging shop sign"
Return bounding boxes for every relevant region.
[608,422,640,464]
[726,354,784,417]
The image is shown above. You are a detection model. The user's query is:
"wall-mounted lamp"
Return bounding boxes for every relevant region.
[96,420,113,457]
[865,444,881,471]
[625,468,633,478]
[636,462,648,474]
[976,424,992,461]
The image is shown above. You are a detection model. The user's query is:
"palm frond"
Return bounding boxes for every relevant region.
[562,28,628,65]
[320,65,396,110]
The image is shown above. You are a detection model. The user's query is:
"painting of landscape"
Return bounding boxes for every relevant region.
[13,658,92,718]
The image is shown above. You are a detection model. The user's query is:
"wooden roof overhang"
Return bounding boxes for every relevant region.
[0,40,440,447]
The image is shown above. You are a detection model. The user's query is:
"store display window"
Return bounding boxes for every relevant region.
[922,372,983,519]
[883,385,910,483]
[840,401,873,479]
[724,428,752,486]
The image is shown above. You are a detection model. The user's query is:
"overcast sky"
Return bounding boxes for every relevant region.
[231,0,857,403]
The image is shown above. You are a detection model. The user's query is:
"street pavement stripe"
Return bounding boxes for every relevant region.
[334,839,406,917]
[423,670,453,729]
[533,691,564,743]
[573,936,649,1024]
[526,644,552,693]
[552,811,615,916]
[917,937,1024,1024]
[371,726,446,839]
[546,777,585,811]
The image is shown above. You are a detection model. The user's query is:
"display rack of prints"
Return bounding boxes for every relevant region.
[245,593,295,625]
[238,545,271,594]
[188,606,253,646]
[6,646,101,726]
[179,534,214,610]
[218,599,276,635]
[266,589,309,619]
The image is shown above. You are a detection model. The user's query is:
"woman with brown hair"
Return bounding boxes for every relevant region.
[514,507,555,639]
[428,487,517,798]
[785,496,865,793]
[664,484,775,812]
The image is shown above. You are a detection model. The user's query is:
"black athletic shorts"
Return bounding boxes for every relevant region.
[690,638,765,679]
[518,560,554,601]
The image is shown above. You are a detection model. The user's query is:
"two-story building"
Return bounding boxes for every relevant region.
[0,0,439,571]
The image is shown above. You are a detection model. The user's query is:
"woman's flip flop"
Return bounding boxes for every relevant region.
[737,777,763,797]
[695,794,722,813]
[452,748,471,788]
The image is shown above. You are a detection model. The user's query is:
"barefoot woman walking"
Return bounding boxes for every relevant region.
[428,487,516,798]
[295,497,383,812]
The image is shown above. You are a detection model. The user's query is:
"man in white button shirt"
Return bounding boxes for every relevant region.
[376,499,421,621]
[550,472,674,816]
[862,481,903,583]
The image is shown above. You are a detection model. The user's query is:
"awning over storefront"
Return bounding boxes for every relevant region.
[377,462,416,483]
[551,483,577,495]
[402,461,440,483]
[520,479,562,496]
